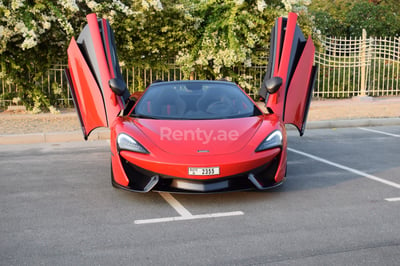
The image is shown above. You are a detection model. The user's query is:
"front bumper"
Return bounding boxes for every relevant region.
[112,150,286,193]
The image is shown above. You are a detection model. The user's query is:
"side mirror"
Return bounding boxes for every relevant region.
[264,76,282,94]
[109,78,127,96]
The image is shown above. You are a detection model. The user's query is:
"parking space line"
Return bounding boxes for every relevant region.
[134,211,244,225]
[385,197,400,202]
[134,192,244,225]
[358,127,400,138]
[288,148,400,189]
[159,192,193,217]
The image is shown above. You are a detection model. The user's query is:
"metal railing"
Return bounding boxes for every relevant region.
[119,62,266,100]
[1,62,267,108]
[314,31,400,98]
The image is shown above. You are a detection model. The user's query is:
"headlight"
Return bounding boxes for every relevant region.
[117,133,149,154]
[255,130,282,152]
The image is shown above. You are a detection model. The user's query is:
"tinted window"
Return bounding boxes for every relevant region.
[132,81,261,120]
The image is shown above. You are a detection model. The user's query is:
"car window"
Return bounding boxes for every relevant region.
[131,81,261,120]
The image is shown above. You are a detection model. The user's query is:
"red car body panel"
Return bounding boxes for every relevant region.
[65,12,316,193]
[263,13,317,135]
[66,38,108,137]
[65,14,125,139]
[267,13,299,119]
[84,14,124,121]
[284,38,316,133]
[123,117,263,155]
[109,114,288,191]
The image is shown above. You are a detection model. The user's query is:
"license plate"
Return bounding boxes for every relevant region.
[188,167,220,176]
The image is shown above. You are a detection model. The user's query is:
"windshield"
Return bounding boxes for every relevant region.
[131,81,261,120]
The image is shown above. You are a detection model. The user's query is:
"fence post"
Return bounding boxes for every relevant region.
[360,29,367,97]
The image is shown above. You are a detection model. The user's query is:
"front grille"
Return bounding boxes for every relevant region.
[120,154,282,193]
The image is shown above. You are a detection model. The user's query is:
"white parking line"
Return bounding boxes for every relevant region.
[159,192,193,217]
[288,148,400,189]
[134,192,244,224]
[134,211,244,224]
[358,127,400,138]
[385,197,400,202]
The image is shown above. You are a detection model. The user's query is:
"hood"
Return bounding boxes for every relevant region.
[125,117,265,156]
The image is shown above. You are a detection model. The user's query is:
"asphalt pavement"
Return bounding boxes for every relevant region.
[1,126,399,265]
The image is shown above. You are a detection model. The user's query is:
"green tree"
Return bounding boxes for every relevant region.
[346,2,400,37]
[309,0,400,37]
[311,11,349,36]
[0,0,82,112]
[176,0,284,83]
[113,0,199,69]
[0,0,168,111]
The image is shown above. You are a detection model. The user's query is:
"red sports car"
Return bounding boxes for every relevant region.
[65,13,317,193]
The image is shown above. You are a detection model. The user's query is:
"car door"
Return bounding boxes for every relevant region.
[65,13,127,140]
[261,12,318,136]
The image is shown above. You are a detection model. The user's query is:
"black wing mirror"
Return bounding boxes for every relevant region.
[109,78,127,96]
[264,76,282,94]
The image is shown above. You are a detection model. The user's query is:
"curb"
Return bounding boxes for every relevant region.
[1,118,399,145]
[0,129,110,145]
[305,117,400,130]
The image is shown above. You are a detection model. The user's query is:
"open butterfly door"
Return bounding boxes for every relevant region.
[65,13,129,140]
[260,12,318,136]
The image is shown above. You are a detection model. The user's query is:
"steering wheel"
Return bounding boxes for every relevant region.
[206,100,233,115]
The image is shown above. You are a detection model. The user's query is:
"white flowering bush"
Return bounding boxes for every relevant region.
[0,0,169,111]
[0,0,314,109]
[281,0,313,40]
[1,0,82,111]
[176,0,284,91]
